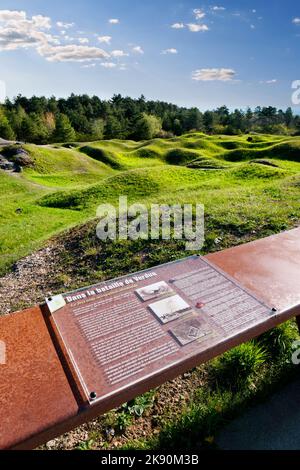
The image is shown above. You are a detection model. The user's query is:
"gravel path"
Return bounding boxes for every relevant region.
[0,245,62,315]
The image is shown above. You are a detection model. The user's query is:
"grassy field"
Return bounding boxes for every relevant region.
[1,132,300,450]
[1,132,300,275]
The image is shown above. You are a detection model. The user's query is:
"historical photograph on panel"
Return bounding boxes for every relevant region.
[149,294,191,324]
[170,317,212,346]
[135,281,174,302]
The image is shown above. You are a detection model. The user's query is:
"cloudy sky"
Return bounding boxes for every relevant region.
[0,0,299,109]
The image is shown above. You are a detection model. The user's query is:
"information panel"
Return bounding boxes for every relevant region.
[48,256,274,405]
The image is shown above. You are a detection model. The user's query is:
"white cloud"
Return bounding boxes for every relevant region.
[187,23,209,32]
[0,10,57,51]
[212,6,226,11]
[193,9,206,20]
[111,49,128,57]
[0,10,26,22]
[38,43,109,62]
[192,68,236,81]
[171,22,185,29]
[101,62,117,68]
[0,9,112,64]
[97,35,112,44]
[56,21,74,29]
[109,19,119,24]
[260,79,277,84]
[250,24,255,29]
[162,48,178,54]
[292,18,300,25]
[32,15,51,30]
[132,45,144,54]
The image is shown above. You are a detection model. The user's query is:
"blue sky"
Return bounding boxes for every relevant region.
[0,0,299,110]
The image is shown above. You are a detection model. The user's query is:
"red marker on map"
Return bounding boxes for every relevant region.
[196,302,205,309]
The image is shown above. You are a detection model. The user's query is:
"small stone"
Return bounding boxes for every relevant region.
[105,427,115,439]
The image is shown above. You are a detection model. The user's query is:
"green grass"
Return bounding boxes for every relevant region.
[23,144,114,187]
[0,170,84,273]
[0,132,300,275]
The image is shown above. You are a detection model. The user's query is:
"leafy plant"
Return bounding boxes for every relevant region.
[213,341,268,390]
[114,391,156,434]
[258,321,298,361]
[76,439,95,450]
[115,412,133,432]
[126,390,156,417]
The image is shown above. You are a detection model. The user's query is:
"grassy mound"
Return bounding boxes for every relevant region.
[24,144,110,174]
[79,145,124,170]
[186,156,228,170]
[20,144,114,188]
[80,142,165,170]
[230,163,286,180]
[165,148,202,165]
[130,147,162,159]
[38,169,162,209]
[249,159,280,168]
[222,140,300,162]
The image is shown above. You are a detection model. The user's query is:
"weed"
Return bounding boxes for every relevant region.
[212,341,268,390]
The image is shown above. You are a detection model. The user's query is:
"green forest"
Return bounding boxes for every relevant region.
[1,93,300,144]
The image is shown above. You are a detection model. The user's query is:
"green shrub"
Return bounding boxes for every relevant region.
[213,341,268,390]
[258,321,298,361]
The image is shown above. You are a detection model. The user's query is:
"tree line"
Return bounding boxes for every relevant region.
[0,93,299,143]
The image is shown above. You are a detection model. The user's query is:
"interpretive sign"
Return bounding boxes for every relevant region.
[47,255,274,406]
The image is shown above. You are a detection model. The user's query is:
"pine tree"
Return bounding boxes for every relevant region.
[53,114,76,142]
[104,115,123,139]
[133,113,162,140]
[19,115,37,143]
[0,110,15,140]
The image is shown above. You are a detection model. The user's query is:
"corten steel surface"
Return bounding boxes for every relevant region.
[0,307,78,450]
[0,228,299,450]
[206,227,300,313]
